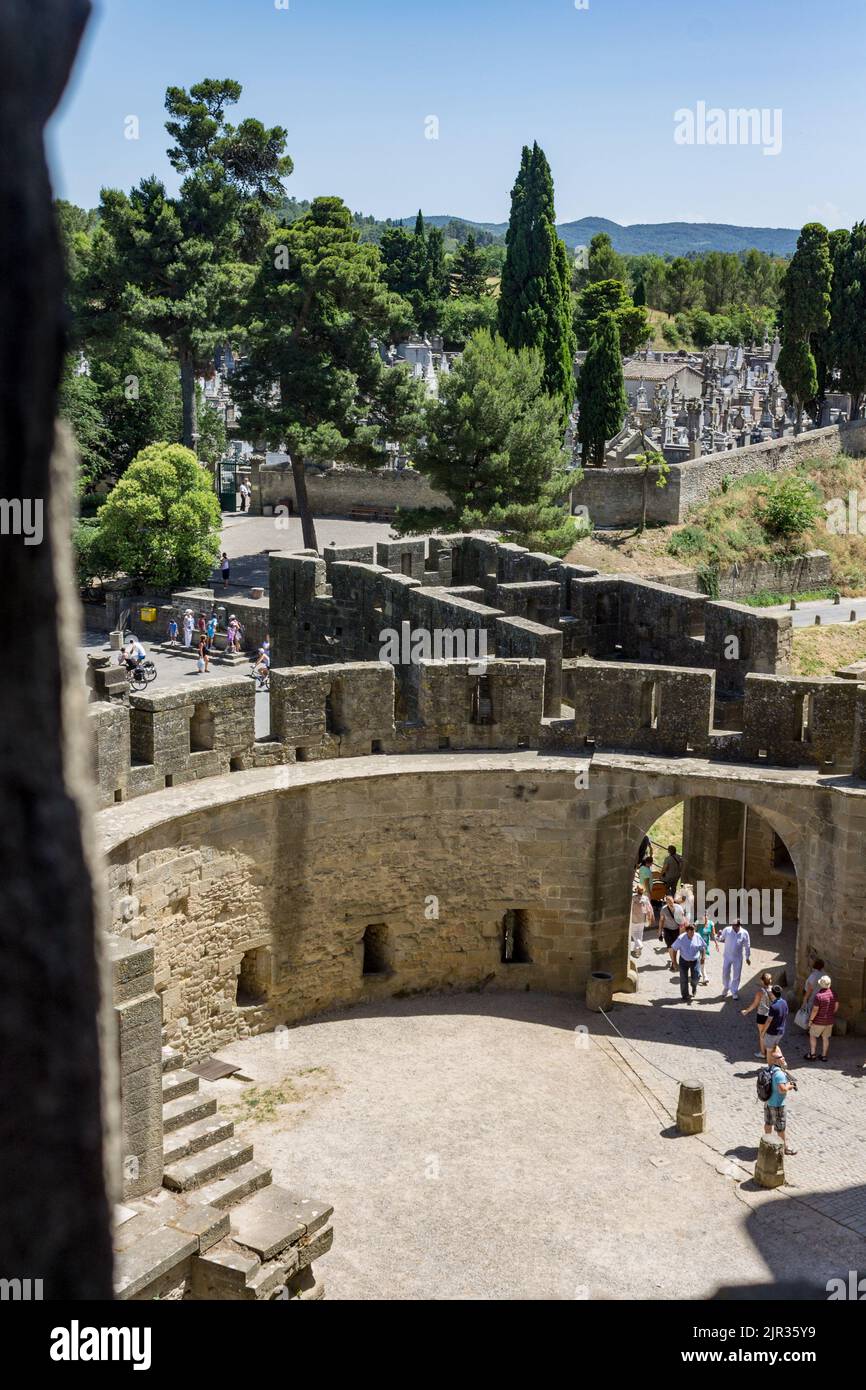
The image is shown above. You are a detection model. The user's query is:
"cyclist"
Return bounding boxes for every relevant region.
[254,640,270,687]
[121,634,147,672]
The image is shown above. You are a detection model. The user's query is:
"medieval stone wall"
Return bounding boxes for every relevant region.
[97,754,866,1063]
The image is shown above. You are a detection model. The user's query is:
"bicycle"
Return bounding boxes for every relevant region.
[250,663,270,692]
[124,663,149,692]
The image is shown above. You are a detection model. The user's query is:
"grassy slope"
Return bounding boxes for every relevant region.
[792,620,866,676]
[566,452,866,597]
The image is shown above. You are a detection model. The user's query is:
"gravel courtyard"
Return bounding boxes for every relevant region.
[209,983,866,1301]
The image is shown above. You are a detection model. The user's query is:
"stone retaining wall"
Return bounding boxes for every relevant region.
[257,463,450,517]
[573,420,866,528]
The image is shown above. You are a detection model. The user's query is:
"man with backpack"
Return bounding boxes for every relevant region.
[757,1059,797,1156]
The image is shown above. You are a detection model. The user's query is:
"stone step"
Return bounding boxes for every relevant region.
[162,1091,217,1134]
[163,1114,234,1165]
[230,1185,333,1262]
[162,1068,200,1104]
[230,1186,305,1261]
[196,1162,272,1211]
[163,1137,254,1193]
[161,1045,184,1073]
[190,1240,261,1299]
[114,1224,198,1300]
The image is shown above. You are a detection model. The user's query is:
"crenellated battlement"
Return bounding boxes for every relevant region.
[88,654,866,810]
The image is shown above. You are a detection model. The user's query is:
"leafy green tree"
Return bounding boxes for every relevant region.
[410,329,572,542]
[438,294,498,351]
[93,443,222,587]
[230,197,417,551]
[574,232,628,291]
[498,143,576,419]
[778,223,832,431]
[699,252,742,313]
[830,222,866,418]
[450,231,488,298]
[83,78,291,451]
[59,363,110,490]
[577,314,627,468]
[379,213,447,334]
[574,279,650,356]
[665,258,699,313]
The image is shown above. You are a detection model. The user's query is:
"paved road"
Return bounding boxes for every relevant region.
[757,596,866,628]
[214,512,396,591]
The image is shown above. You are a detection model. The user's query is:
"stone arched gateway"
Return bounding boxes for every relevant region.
[582,757,810,995]
[98,751,866,1057]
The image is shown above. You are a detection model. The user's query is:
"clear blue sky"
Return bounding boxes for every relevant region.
[50,0,865,230]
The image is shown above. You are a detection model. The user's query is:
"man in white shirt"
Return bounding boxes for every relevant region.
[671,923,706,1002]
[718,920,751,1000]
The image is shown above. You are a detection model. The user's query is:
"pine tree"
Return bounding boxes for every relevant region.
[497,143,576,420]
[577,314,626,468]
[231,197,419,551]
[451,232,488,298]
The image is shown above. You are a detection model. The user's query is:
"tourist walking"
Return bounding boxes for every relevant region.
[761,1062,797,1156]
[166,616,178,646]
[182,608,194,648]
[671,921,706,1002]
[206,611,218,650]
[694,913,716,985]
[630,886,653,958]
[805,975,838,1061]
[221,552,230,587]
[660,894,685,971]
[762,985,789,1066]
[635,834,652,870]
[195,634,209,674]
[718,920,751,999]
[661,845,682,894]
[741,971,774,1058]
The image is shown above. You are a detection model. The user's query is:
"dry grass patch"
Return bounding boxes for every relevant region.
[791,620,866,677]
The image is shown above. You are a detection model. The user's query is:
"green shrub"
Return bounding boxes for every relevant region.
[760,474,821,540]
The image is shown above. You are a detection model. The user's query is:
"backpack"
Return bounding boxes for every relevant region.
[756,1064,778,1103]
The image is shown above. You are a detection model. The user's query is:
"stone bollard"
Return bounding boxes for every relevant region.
[789,599,796,611]
[676,1080,705,1134]
[755,1134,785,1188]
[814,614,821,625]
[109,628,124,651]
[585,971,613,1013]
[851,610,858,623]
[834,593,841,605]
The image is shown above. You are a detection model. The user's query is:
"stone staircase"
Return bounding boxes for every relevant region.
[114,1050,333,1301]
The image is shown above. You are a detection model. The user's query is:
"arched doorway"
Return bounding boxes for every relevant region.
[591,784,805,994]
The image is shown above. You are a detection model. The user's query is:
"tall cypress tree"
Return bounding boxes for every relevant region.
[498,142,576,420]
[577,313,626,468]
[778,222,832,432]
[831,222,866,419]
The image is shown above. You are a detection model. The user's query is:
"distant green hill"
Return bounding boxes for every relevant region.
[393,214,799,257]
